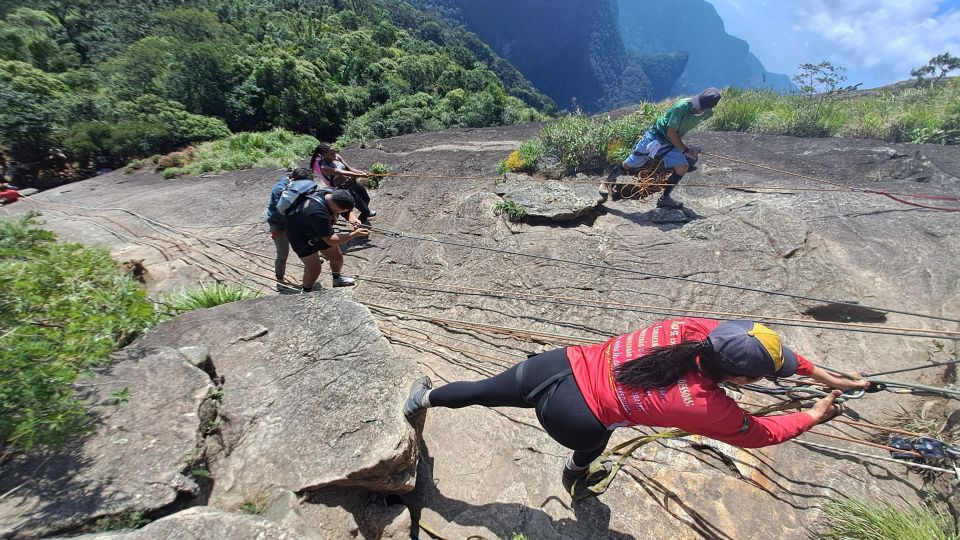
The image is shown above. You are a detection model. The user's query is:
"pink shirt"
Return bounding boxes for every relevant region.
[567,318,816,448]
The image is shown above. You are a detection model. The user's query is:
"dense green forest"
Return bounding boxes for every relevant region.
[408,0,689,113]
[0,0,553,187]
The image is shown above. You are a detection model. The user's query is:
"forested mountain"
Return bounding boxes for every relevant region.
[0,0,553,185]
[618,0,794,94]
[409,0,688,113]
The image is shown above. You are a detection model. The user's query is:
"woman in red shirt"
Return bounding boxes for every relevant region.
[403,318,869,494]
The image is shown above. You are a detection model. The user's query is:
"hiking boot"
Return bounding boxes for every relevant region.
[332,275,356,287]
[656,196,684,209]
[403,376,433,419]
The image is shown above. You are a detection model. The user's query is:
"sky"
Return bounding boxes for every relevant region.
[707,0,960,88]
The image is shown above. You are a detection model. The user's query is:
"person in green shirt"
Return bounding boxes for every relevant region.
[607,87,721,208]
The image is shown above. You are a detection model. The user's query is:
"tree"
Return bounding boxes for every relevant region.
[792,61,847,95]
[0,60,67,176]
[0,7,80,72]
[911,52,960,87]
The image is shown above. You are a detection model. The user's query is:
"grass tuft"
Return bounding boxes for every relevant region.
[159,282,262,317]
[817,497,959,540]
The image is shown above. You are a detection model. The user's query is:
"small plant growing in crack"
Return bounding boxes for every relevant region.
[205,418,221,433]
[239,493,269,515]
[95,510,149,531]
[494,200,526,222]
[109,387,131,405]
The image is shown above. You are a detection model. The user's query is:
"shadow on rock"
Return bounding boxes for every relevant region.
[602,204,703,231]
[405,440,634,540]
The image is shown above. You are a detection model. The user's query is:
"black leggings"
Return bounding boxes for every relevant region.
[429,348,611,467]
[342,180,371,222]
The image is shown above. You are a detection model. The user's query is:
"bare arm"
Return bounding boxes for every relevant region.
[321,227,369,246]
[807,366,870,391]
[666,127,688,154]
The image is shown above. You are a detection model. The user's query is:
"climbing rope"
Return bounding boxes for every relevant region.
[701,150,960,212]
[357,273,960,340]
[369,223,960,324]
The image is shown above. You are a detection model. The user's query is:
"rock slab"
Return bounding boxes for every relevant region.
[135,291,421,509]
[496,173,604,221]
[0,348,212,539]
[70,506,309,539]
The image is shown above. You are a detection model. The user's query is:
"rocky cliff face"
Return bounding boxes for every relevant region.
[411,0,686,112]
[6,123,959,538]
[619,0,794,94]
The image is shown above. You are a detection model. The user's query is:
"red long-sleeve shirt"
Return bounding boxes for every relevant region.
[567,318,816,448]
[0,189,19,204]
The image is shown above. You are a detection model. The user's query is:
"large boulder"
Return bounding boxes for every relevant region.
[0,348,212,539]
[134,291,421,510]
[496,173,604,221]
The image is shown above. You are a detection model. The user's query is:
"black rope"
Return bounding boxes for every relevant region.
[362,276,960,340]
[864,359,960,378]
[370,225,960,325]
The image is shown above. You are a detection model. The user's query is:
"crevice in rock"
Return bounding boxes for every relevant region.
[804,303,888,323]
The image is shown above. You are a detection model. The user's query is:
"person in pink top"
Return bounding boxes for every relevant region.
[403,317,869,496]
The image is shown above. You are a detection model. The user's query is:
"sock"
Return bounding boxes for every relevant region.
[332,273,341,279]
[565,455,588,472]
[661,172,683,199]
[302,285,312,292]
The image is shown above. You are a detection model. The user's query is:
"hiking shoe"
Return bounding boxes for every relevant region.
[332,275,356,287]
[656,196,684,209]
[561,466,588,495]
[403,376,433,419]
[606,165,625,182]
[610,184,623,201]
[561,459,615,498]
[367,210,378,218]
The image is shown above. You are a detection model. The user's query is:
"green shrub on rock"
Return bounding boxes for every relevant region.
[0,216,154,450]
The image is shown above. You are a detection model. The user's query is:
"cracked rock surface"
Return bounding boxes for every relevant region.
[0,348,212,539]
[135,292,421,510]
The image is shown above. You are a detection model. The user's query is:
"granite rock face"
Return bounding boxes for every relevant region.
[0,348,212,539]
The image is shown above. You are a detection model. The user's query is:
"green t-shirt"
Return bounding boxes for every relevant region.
[651,98,713,142]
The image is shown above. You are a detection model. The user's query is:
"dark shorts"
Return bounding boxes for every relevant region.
[289,235,332,258]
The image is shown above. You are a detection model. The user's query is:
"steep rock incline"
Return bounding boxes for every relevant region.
[5,125,959,538]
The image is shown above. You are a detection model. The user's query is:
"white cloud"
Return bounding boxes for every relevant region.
[789,0,960,86]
